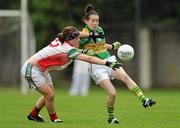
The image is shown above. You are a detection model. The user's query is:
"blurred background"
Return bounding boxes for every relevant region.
[0,0,180,93]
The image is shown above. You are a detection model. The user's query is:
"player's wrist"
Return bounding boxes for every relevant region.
[105,61,111,67]
[112,41,121,50]
[105,61,122,70]
[81,49,94,56]
[111,44,115,50]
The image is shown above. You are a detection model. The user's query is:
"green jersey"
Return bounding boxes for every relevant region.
[80,25,111,59]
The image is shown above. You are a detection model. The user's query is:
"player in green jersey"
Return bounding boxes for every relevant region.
[80,4,156,124]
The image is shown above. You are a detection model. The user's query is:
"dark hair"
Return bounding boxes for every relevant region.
[57,26,79,42]
[83,4,98,20]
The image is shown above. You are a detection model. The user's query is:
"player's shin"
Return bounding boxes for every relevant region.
[130,85,147,102]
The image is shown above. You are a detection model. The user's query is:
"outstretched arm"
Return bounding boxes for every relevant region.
[105,41,121,50]
[76,54,122,70]
[76,53,106,65]
[105,43,114,50]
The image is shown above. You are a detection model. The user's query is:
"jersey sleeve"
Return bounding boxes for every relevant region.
[68,48,81,59]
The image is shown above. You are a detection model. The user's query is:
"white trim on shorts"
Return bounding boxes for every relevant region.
[21,61,53,89]
[88,55,117,84]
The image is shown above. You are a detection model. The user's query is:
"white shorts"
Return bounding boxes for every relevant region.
[21,61,53,89]
[89,55,117,84]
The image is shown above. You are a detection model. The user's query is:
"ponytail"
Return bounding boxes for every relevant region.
[57,33,65,42]
[84,4,94,14]
[83,4,98,20]
[57,26,79,43]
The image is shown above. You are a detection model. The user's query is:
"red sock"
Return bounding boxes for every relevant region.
[49,113,58,121]
[30,106,41,117]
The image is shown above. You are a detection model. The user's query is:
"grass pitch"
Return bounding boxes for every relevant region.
[0,87,180,128]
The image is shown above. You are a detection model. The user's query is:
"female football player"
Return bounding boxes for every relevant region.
[80,4,156,124]
[21,26,121,123]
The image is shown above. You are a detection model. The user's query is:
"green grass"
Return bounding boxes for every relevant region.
[0,87,180,128]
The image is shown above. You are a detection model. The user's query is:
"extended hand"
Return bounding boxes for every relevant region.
[81,49,94,56]
[112,41,121,50]
[105,61,122,70]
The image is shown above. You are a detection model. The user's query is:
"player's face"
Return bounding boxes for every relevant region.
[71,36,80,48]
[85,15,99,31]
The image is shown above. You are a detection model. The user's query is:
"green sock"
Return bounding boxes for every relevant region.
[107,106,114,119]
[131,86,147,102]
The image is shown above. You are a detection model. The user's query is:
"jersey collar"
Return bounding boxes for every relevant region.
[85,25,96,32]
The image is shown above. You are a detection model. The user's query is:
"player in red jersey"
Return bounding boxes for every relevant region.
[21,26,121,123]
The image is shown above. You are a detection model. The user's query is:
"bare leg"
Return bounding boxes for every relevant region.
[112,67,136,90]
[36,84,55,114]
[35,85,55,110]
[35,96,45,109]
[99,79,119,123]
[99,79,116,107]
[112,67,156,107]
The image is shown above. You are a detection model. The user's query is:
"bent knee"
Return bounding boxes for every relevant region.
[109,91,117,97]
[45,93,55,101]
